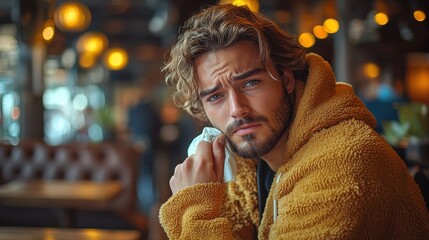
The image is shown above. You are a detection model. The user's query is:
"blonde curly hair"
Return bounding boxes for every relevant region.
[163,4,307,121]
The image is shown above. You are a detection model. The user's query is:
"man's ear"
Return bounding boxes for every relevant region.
[282,69,296,94]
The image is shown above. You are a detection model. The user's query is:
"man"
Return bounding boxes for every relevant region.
[159,4,429,239]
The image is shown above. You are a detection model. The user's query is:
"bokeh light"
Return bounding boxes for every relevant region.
[219,0,259,12]
[414,10,426,22]
[79,52,97,69]
[313,25,328,39]
[362,62,380,79]
[42,20,55,41]
[54,1,91,32]
[76,32,108,56]
[374,12,389,25]
[104,48,129,71]
[323,18,339,34]
[298,32,315,48]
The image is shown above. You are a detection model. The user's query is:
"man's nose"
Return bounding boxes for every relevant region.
[229,91,249,118]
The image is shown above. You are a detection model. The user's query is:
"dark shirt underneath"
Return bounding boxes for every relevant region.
[257,158,275,222]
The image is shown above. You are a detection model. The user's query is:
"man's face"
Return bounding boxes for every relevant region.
[195,41,295,158]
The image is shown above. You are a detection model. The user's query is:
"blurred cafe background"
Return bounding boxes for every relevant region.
[0,0,428,239]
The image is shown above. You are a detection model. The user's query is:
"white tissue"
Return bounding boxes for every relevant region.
[187,127,237,182]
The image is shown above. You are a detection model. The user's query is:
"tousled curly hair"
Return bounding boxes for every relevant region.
[163,4,307,121]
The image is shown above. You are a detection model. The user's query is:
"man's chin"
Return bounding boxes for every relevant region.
[231,140,271,159]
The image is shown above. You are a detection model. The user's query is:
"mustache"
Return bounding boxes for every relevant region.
[225,116,268,136]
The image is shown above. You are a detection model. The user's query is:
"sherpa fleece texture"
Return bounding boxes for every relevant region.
[159,53,429,239]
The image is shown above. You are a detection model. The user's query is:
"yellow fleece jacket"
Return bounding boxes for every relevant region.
[159,53,429,239]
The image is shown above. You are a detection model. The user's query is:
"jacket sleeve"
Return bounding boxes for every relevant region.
[159,182,237,240]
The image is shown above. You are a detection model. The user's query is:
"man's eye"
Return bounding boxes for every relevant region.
[244,80,260,87]
[207,94,223,102]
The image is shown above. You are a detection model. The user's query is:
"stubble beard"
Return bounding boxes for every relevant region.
[226,91,292,159]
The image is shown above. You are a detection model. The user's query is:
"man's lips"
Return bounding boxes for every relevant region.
[233,123,261,136]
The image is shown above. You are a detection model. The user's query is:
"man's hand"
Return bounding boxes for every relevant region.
[170,134,226,194]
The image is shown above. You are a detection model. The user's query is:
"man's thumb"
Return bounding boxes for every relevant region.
[212,134,226,182]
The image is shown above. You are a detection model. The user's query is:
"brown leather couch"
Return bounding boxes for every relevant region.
[0,140,147,233]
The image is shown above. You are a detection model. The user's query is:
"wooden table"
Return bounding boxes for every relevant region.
[0,226,140,240]
[0,181,123,227]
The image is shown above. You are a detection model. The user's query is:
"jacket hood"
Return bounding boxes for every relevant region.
[284,53,376,163]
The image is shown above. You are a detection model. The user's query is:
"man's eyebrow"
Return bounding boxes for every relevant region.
[199,85,220,98]
[232,67,265,81]
[198,67,265,98]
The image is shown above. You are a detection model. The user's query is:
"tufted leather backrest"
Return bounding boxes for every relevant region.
[0,141,138,212]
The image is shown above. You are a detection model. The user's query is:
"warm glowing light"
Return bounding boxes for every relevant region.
[298,32,315,48]
[79,52,96,69]
[54,1,91,32]
[414,10,426,22]
[323,18,339,34]
[374,12,389,26]
[407,69,429,103]
[362,63,380,79]
[42,25,55,41]
[406,54,429,104]
[76,32,108,56]
[44,229,55,240]
[104,48,128,70]
[219,0,259,12]
[313,25,328,39]
[83,229,101,238]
